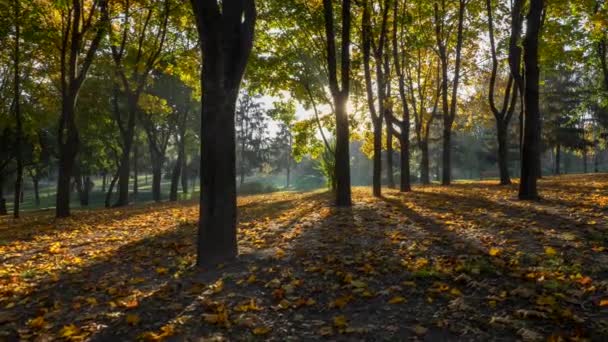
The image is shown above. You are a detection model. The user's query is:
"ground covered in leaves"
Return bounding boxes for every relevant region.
[1,174,608,341]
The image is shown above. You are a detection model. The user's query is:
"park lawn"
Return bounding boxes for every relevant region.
[0,174,607,341]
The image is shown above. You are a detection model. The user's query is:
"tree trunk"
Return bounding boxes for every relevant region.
[191,0,256,266]
[198,89,239,265]
[181,163,188,193]
[105,170,119,208]
[334,94,352,206]
[32,176,40,206]
[442,125,452,185]
[386,123,395,189]
[0,179,6,215]
[170,142,183,201]
[102,172,107,192]
[82,176,90,206]
[497,121,511,185]
[286,134,292,188]
[56,127,78,217]
[180,133,188,194]
[13,0,22,219]
[151,161,162,202]
[115,96,137,207]
[518,0,543,200]
[583,146,588,173]
[420,141,430,185]
[133,143,139,200]
[373,121,382,197]
[555,144,561,175]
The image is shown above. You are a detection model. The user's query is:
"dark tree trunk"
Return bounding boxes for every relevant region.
[334,94,352,205]
[555,144,561,175]
[56,122,78,217]
[152,165,162,202]
[32,176,40,206]
[0,179,7,215]
[497,122,511,185]
[190,0,256,266]
[181,163,188,193]
[583,147,588,173]
[105,170,119,208]
[115,96,137,207]
[102,172,107,192]
[518,0,543,200]
[170,138,184,201]
[373,123,382,197]
[420,141,430,185]
[82,176,90,206]
[133,143,139,200]
[442,126,452,185]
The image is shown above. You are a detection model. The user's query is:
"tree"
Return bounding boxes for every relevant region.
[486,0,519,185]
[388,0,412,192]
[362,0,390,197]
[434,0,467,186]
[54,0,109,218]
[190,0,256,266]
[12,0,22,218]
[235,91,269,185]
[109,0,170,207]
[322,0,352,206]
[519,0,544,200]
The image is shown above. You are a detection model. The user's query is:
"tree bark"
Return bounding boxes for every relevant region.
[386,111,395,189]
[518,0,543,200]
[190,0,256,266]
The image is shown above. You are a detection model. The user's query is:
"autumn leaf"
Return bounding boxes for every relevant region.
[126,313,141,326]
[252,326,271,335]
[28,316,46,329]
[489,247,501,257]
[59,324,80,338]
[544,246,557,256]
[388,296,406,304]
[333,315,348,328]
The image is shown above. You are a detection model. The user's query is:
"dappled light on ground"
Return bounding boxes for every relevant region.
[1,175,607,340]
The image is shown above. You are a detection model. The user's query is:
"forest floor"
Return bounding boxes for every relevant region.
[1,174,608,341]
